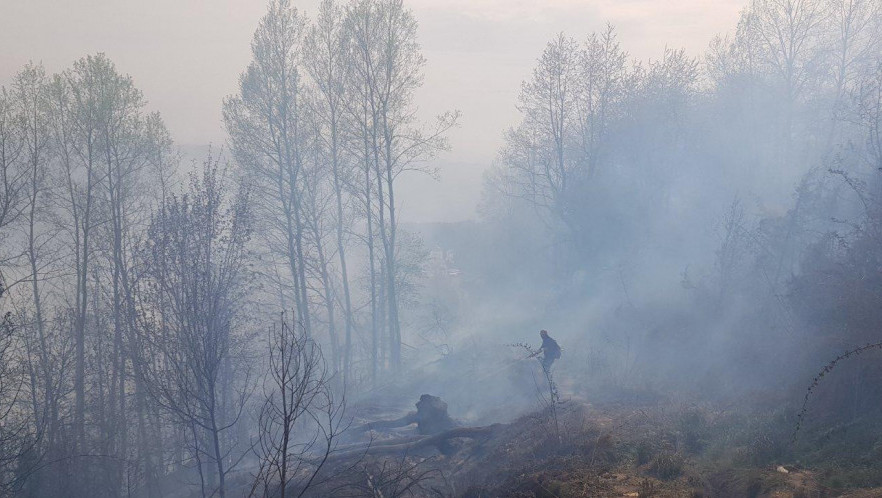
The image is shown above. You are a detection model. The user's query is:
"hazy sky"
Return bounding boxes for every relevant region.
[0,0,744,222]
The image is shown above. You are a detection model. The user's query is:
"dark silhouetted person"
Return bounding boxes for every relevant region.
[538,329,561,371]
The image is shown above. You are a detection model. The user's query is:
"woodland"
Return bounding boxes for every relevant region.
[2,0,882,496]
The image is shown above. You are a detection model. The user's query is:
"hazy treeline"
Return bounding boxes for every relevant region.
[2,0,882,496]
[475,0,882,399]
[224,0,457,386]
[0,0,455,496]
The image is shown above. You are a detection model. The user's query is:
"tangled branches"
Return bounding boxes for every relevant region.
[793,341,882,441]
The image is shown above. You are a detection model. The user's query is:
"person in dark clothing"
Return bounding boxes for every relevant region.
[538,329,561,371]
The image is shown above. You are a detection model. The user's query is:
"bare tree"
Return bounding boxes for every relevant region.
[334,456,444,498]
[300,151,342,375]
[0,273,42,495]
[344,0,457,372]
[741,0,829,153]
[340,0,383,384]
[49,56,109,466]
[8,64,68,494]
[851,59,882,171]
[827,0,881,106]
[0,83,27,253]
[578,25,630,175]
[497,29,633,243]
[502,33,581,228]
[93,57,164,496]
[224,0,314,339]
[305,0,357,389]
[250,313,346,498]
[136,156,254,498]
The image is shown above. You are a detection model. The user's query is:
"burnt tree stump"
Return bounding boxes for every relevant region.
[414,394,456,435]
[355,394,458,435]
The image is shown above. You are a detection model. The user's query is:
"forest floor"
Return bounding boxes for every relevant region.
[337,397,882,498]
[194,388,882,497]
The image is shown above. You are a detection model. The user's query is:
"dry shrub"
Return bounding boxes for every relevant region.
[638,478,658,497]
[647,451,685,480]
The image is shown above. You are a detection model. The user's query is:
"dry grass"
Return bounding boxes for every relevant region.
[300,399,882,497]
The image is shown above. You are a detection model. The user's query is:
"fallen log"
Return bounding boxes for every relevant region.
[353,412,417,433]
[353,394,458,435]
[327,424,506,462]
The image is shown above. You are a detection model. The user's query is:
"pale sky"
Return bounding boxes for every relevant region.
[0,0,744,222]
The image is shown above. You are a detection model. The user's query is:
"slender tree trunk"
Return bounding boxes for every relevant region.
[330,110,355,388]
[28,163,55,448]
[361,107,379,386]
[281,179,308,334]
[382,111,401,371]
[106,147,126,496]
[316,239,340,373]
[293,199,312,336]
[209,395,226,498]
[74,140,96,461]
[369,102,391,371]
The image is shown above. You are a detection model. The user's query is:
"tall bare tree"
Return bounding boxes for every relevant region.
[0,82,27,251]
[344,0,456,371]
[49,55,109,464]
[498,33,588,235]
[306,0,358,388]
[224,0,314,339]
[11,63,59,468]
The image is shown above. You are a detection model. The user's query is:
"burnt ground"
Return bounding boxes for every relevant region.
[307,398,882,498]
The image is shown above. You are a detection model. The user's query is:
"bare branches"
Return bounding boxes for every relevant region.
[250,312,347,498]
[495,26,636,238]
[0,86,28,238]
[136,155,254,498]
[336,455,446,498]
[793,341,882,440]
